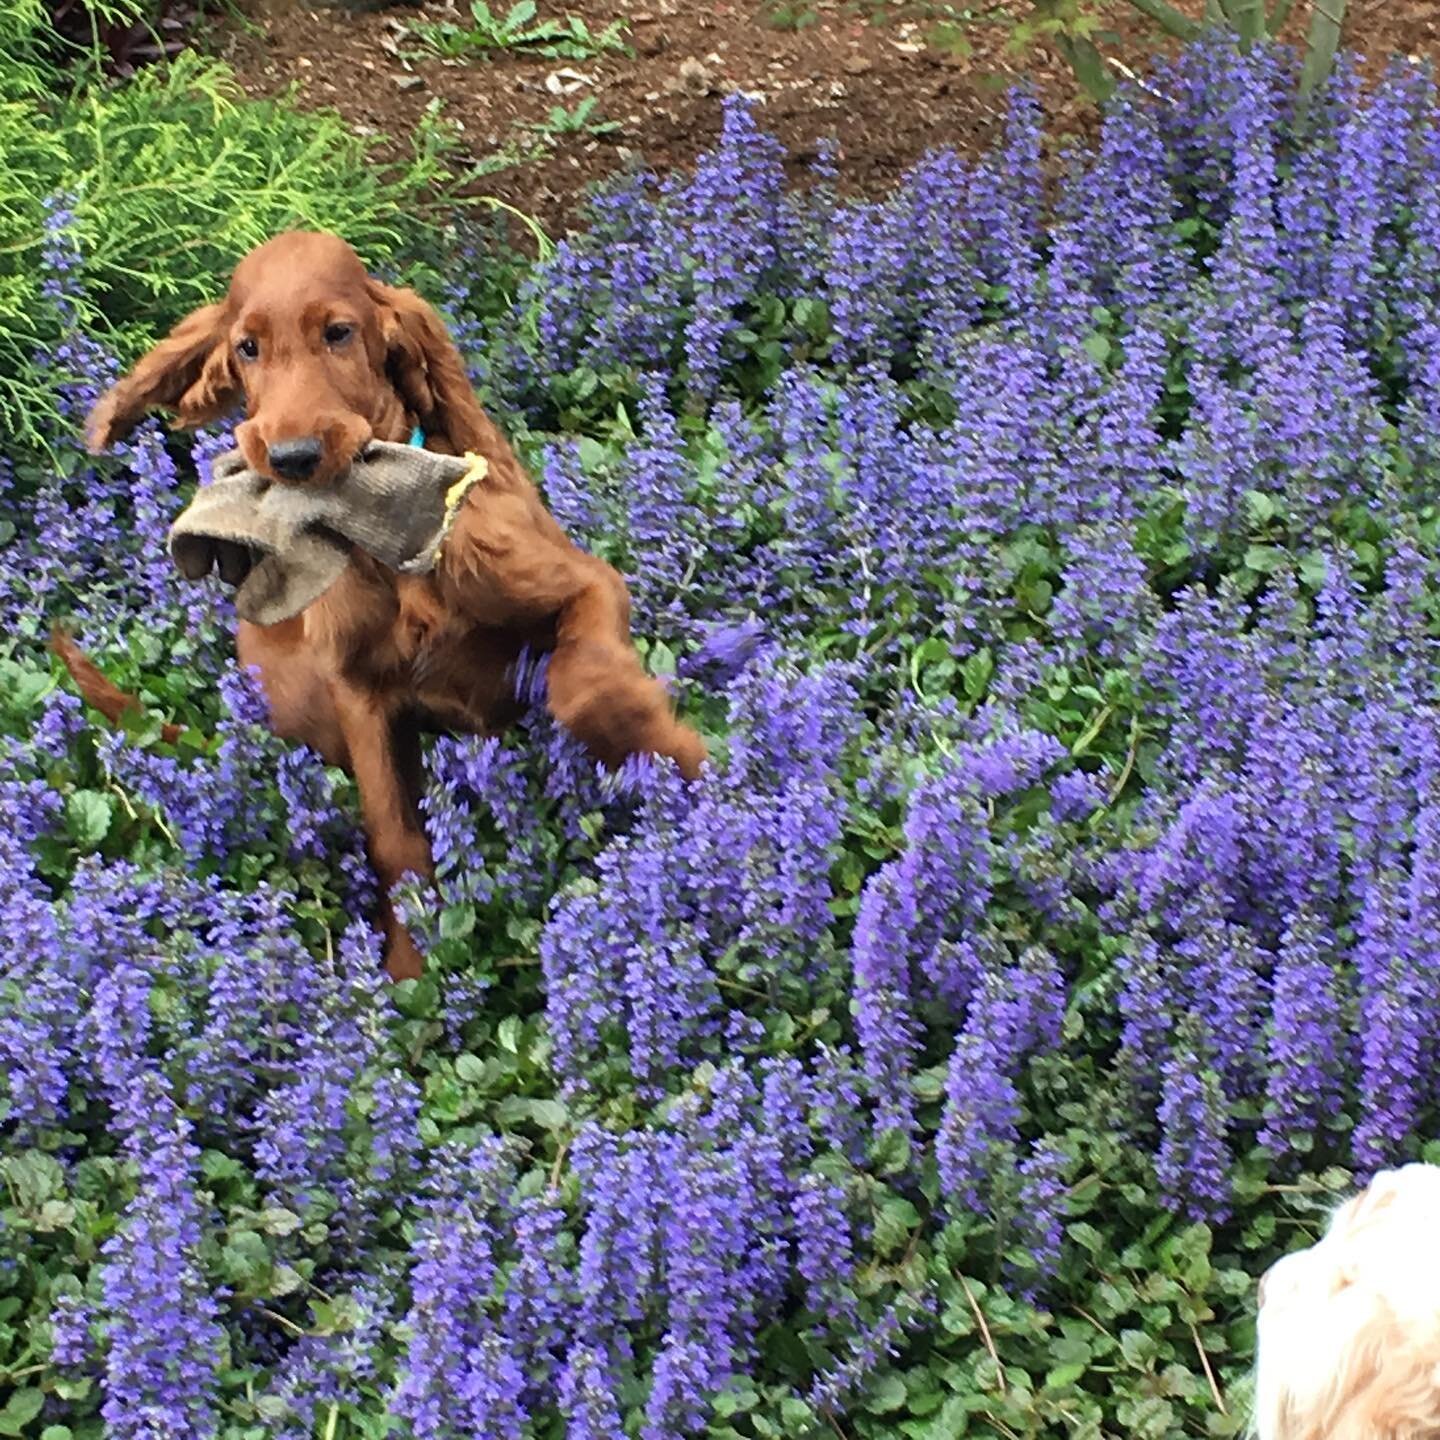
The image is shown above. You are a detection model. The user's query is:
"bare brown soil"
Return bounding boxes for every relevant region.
[218,0,1440,238]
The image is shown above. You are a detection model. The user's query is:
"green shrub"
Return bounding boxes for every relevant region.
[1,0,62,98]
[1017,0,1345,103]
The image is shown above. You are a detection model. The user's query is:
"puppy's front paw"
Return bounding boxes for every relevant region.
[664,722,707,781]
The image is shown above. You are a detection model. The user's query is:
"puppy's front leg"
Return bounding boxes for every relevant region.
[438,487,706,780]
[329,679,434,979]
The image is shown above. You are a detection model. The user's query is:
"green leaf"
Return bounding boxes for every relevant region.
[1244,488,1278,525]
[918,1396,971,1437]
[1070,705,1113,758]
[869,1127,912,1177]
[863,1371,908,1415]
[1047,1360,1088,1388]
[439,904,476,941]
[713,1385,760,1418]
[65,789,113,850]
[455,1053,487,1084]
[494,1097,568,1133]
[394,977,440,1019]
[1118,1396,1177,1438]
[258,1207,302,1236]
[220,1230,272,1288]
[270,1264,304,1297]
[779,1398,817,1431]
[3,1151,68,1217]
[1299,550,1330,590]
[496,1016,523,1054]
[906,1368,945,1415]
[872,1193,921,1257]
[0,663,50,717]
[1120,1329,1160,1369]
[202,1150,248,1183]
[1243,544,1286,575]
[959,647,993,700]
[1082,332,1112,366]
[576,435,609,472]
[0,1390,45,1436]
[35,1198,75,1230]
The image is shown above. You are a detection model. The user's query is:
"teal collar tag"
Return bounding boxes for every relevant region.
[408,425,425,448]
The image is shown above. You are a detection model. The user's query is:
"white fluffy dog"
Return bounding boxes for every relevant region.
[1254,1163,1440,1439]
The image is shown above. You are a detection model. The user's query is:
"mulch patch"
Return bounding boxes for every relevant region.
[218,0,1440,242]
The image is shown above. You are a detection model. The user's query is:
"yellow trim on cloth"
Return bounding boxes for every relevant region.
[436,453,489,558]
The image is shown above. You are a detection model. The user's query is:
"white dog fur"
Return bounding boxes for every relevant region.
[1253,1162,1440,1440]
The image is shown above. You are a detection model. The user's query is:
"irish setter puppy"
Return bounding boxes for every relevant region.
[69,230,705,980]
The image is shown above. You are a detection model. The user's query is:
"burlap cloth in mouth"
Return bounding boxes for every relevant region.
[168,441,486,625]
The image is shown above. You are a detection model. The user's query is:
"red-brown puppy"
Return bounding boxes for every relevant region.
[67,230,705,979]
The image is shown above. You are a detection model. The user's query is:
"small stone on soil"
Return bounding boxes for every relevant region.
[677,56,713,96]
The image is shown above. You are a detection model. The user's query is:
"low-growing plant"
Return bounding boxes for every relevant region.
[522,94,621,137]
[408,0,629,62]
[44,0,211,77]
[1018,0,1346,103]
[1,0,200,95]
[761,0,819,32]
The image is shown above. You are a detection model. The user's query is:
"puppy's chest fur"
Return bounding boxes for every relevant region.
[309,558,542,735]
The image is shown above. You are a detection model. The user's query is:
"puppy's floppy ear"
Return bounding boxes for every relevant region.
[86,302,239,453]
[365,278,489,455]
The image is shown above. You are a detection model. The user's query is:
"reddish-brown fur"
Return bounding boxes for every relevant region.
[62,230,706,980]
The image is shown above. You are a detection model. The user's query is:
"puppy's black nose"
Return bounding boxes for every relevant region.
[267,438,323,481]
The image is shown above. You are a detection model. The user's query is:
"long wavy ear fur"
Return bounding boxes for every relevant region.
[85,301,238,453]
[365,279,514,464]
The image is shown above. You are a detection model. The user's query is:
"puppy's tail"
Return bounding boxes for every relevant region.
[50,627,183,744]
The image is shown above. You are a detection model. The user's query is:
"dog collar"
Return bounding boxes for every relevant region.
[408,425,426,448]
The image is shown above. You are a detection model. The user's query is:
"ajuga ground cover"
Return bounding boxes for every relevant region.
[5,36,1440,1440]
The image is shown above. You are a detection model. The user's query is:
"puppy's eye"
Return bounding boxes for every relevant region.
[236,337,259,361]
[325,323,354,346]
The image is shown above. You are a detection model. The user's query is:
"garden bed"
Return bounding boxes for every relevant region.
[220,0,1440,235]
[10,35,1440,1437]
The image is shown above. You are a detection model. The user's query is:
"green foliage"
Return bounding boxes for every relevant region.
[0,36,1394,1435]
[0,0,65,98]
[1,0,215,100]
[0,50,469,452]
[1016,0,1348,102]
[760,0,819,33]
[0,257,1389,1439]
[408,0,630,62]
[522,94,621,138]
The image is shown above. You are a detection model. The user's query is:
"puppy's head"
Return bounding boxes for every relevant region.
[85,231,480,485]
